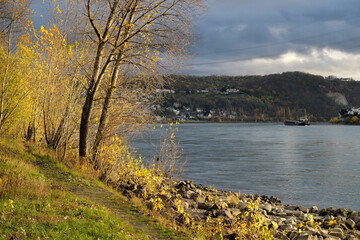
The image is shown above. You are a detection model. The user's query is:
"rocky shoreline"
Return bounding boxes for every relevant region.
[121,179,360,239]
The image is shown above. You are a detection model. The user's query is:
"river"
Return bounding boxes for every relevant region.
[130,123,360,211]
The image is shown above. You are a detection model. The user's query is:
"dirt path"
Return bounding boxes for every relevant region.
[29,148,186,240]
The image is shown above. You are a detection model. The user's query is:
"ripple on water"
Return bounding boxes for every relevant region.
[131,123,360,211]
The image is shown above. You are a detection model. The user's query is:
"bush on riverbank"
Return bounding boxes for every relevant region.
[92,126,275,239]
[0,133,275,239]
[91,124,360,240]
[330,116,360,125]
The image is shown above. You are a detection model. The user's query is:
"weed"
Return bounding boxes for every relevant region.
[153,122,184,179]
[183,199,275,239]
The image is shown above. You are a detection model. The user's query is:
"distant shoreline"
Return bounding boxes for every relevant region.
[154,120,332,124]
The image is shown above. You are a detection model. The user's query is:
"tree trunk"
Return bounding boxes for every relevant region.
[26,121,35,141]
[91,1,138,164]
[79,0,123,159]
[79,40,107,159]
[0,11,13,131]
[91,63,120,167]
[79,88,96,158]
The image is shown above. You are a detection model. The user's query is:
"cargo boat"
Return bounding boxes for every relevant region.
[284,118,310,126]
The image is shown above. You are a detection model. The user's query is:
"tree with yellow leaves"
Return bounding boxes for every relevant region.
[0,0,32,132]
[23,0,89,157]
[79,0,204,166]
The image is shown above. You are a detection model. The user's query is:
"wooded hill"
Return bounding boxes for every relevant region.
[156,72,360,122]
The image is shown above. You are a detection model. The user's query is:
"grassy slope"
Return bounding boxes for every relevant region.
[0,138,180,240]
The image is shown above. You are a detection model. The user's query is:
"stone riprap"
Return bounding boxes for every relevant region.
[121,179,360,239]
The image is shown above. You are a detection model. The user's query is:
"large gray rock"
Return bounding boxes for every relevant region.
[335,216,346,224]
[286,217,298,225]
[237,202,247,210]
[324,236,341,240]
[269,221,279,230]
[296,205,309,213]
[304,226,319,235]
[351,214,360,224]
[211,202,227,210]
[329,227,344,239]
[325,215,335,221]
[320,207,334,216]
[334,208,347,217]
[279,223,295,231]
[190,191,200,201]
[198,202,212,210]
[346,218,356,228]
[286,204,298,211]
[224,209,234,219]
[230,209,241,217]
[294,232,318,240]
[309,206,319,213]
[286,210,304,218]
[180,189,194,199]
[261,203,272,213]
[348,211,358,219]
[318,227,329,237]
[345,233,359,240]
[271,206,286,216]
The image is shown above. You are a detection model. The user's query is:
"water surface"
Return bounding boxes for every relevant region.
[131,123,360,211]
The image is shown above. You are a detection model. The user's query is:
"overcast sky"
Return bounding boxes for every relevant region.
[30,0,360,79]
[185,0,360,79]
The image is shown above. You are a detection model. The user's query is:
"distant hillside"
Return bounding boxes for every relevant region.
[153,72,360,122]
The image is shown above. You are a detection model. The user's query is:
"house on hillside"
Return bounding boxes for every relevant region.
[176,110,191,121]
[155,89,175,94]
[226,89,239,94]
[199,89,209,93]
[173,102,182,108]
[339,107,360,118]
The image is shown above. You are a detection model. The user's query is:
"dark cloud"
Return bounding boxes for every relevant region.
[29,0,360,78]
[188,0,360,78]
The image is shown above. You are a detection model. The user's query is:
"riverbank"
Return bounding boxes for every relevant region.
[329,115,360,125]
[126,123,360,239]
[2,137,360,239]
[133,123,360,212]
[117,175,360,240]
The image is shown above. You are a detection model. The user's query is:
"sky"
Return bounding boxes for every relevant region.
[185,0,360,79]
[30,0,360,79]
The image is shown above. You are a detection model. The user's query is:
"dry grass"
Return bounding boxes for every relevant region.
[0,139,48,200]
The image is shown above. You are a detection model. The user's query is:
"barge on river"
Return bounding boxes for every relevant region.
[284,118,310,126]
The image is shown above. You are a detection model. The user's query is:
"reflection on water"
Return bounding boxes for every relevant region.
[131,123,360,211]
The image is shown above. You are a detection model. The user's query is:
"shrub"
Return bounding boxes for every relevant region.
[350,116,359,124]
[329,117,340,124]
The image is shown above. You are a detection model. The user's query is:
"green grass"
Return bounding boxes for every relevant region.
[0,138,155,239]
[0,196,136,240]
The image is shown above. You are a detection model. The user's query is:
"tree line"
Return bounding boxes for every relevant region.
[159,72,360,122]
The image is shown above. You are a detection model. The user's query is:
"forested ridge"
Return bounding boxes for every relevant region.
[156,72,360,122]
